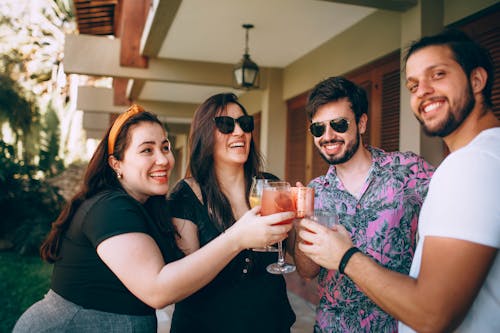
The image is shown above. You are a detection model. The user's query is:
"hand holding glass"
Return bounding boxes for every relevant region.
[261,181,296,274]
[249,177,278,252]
[307,210,338,228]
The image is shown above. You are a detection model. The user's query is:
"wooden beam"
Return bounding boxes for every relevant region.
[119,0,148,68]
[320,0,417,12]
[64,34,236,87]
[140,0,182,57]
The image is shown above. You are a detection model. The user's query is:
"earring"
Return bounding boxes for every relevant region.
[117,172,122,179]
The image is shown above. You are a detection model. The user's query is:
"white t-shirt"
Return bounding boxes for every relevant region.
[399,128,500,333]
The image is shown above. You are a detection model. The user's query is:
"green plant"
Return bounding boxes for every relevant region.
[0,140,65,255]
[0,252,52,332]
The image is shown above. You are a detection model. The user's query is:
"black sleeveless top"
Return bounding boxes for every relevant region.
[167,180,296,333]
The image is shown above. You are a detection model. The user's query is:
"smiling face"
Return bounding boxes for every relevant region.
[213,102,251,167]
[311,98,366,165]
[109,121,174,203]
[405,45,475,137]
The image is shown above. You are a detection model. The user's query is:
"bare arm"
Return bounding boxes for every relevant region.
[97,207,294,309]
[298,219,497,332]
[347,237,496,332]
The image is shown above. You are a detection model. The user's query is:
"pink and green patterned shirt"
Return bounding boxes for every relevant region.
[309,146,434,333]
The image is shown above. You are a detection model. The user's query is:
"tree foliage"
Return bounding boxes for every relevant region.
[0,0,75,254]
[0,0,75,167]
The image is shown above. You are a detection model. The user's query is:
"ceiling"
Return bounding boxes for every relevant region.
[73,0,416,105]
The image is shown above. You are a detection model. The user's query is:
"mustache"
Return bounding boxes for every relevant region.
[319,139,344,146]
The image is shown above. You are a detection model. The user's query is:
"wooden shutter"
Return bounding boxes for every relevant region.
[455,5,500,119]
[380,69,400,151]
[286,99,308,183]
[347,51,400,150]
[358,80,372,146]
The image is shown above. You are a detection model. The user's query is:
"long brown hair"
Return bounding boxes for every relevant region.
[40,109,176,262]
[187,93,262,231]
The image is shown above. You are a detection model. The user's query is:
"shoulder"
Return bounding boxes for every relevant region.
[371,146,427,165]
[87,189,143,218]
[89,189,137,209]
[432,130,500,184]
[371,146,434,173]
[168,178,203,204]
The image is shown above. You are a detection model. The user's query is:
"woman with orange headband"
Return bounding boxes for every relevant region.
[13,105,293,332]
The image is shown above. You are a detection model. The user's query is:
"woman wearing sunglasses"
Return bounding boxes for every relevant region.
[167,93,296,332]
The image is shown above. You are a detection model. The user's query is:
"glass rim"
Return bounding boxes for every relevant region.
[264,181,290,189]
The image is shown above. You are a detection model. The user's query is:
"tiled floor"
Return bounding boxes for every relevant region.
[157,291,316,333]
[289,291,316,333]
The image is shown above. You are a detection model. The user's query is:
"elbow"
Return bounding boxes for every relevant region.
[296,265,319,280]
[150,299,173,310]
[139,292,176,310]
[408,310,462,333]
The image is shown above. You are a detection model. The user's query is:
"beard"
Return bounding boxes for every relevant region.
[318,129,361,165]
[418,82,475,137]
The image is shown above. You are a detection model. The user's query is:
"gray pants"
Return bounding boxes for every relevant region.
[13,289,157,332]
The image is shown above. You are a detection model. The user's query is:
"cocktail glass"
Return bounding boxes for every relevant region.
[261,181,296,274]
[249,177,278,252]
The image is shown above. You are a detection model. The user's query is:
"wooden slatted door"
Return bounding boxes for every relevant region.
[346,51,401,152]
[286,95,310,184]
[456,5,500,119]
[380,69,401,152]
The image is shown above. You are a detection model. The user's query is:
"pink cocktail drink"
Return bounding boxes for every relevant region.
[262,181,296,274]
[261,187,295,225]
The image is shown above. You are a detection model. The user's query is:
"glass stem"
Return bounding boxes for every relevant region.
[277,241,285,267]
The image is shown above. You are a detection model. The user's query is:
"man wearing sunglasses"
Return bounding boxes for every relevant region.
[293,76,434,332]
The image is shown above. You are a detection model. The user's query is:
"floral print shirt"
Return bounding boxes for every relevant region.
[309,146,434,333]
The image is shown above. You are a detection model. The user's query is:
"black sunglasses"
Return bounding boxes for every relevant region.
[309,118,350,137]
[214,115,254,134]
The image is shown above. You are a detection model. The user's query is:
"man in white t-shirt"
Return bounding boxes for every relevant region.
[297,29,499,332]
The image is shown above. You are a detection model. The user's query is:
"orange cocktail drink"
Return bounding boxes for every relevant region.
[261,182,295,224]
[291,186,314,218]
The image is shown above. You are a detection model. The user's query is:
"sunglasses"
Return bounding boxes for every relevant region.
[309,118,350,137]
[214,115,254,134]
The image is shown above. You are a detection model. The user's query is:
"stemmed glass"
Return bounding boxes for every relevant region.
[261,181,296,274]
[248,177,278,252]
[249,177,278,252]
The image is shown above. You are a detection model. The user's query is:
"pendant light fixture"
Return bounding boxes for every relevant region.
[233,23,260,89]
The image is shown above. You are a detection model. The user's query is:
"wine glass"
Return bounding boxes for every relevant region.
[261,181,296,274]
[307,209,338,228]
[249,177,278,252]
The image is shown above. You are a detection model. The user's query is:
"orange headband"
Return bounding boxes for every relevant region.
[108,104,145,155]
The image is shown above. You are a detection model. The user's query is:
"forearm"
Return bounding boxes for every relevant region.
[294,245,320,279]
[154,228,243,307]
[344,252,448,332]
[101,231,245,309]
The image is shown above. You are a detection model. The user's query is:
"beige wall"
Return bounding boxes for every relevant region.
[283,10,402,101]
[444,0,498,25]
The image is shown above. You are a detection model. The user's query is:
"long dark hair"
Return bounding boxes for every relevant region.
[40,109,176,262]
[187,93,262,231]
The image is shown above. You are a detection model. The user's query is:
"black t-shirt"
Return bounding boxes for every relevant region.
[167,180,296,333]
[51,190,179,315]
